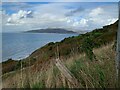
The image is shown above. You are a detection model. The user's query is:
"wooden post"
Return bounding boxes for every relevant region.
[117,1,120,87]
[55,59,82,87]
[20,60,23,87]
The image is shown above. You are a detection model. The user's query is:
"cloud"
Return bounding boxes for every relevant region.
[76,19,88,27]
[66,7,84,16]
[2,2,118,32]
[7,10,32,25]
[87,6,118,29]
[2,2,33,12]
[89,7,104,17]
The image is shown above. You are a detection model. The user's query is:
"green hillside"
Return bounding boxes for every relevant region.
[2,20,118,76]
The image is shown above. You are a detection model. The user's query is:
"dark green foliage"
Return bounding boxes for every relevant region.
[47,42,54,46]
[53,66,60,77]
[70,59,83,79]
[81,36,96,61]
[15,60,26,69]
[32,82,46,88]
[2,59,18,74]
[96,66,105,88]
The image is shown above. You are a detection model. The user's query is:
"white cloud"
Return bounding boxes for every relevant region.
[91,7,117,27]
[106,18,118,25]
[2,2,118,32]
[7,10,32,25]
[73,18,88,27]
[89,7,104,17]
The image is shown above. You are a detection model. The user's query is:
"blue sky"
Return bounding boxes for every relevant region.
[2,2,118,32]
[2,2,117,15]
[2,0,120,2]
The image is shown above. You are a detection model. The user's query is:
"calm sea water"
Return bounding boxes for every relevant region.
[2,33,77,62]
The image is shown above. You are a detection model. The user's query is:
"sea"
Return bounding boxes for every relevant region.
[2,33,78,62]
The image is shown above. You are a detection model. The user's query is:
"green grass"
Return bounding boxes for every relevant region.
[32,82,46,88]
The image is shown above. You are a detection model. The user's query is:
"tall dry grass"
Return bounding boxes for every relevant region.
[2,42,117,88]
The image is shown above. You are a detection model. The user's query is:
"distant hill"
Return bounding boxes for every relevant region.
[25,28,77,34]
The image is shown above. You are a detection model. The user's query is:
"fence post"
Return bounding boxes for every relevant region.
[117,1,120,87]
[55,59,82,87]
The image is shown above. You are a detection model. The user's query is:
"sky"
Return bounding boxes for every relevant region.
[1,2,118,32]
[2,0,120,2]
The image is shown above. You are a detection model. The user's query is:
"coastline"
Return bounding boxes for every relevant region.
[2,33,78,63]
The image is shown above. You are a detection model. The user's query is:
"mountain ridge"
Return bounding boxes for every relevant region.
[24,28,77,34]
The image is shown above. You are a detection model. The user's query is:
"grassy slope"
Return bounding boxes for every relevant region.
[2,42,116,88]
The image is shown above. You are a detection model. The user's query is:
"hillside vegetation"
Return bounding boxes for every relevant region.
[2,42,117,88]
[1,20,118,88]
